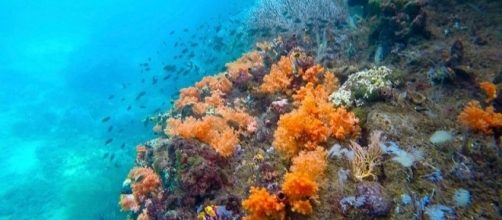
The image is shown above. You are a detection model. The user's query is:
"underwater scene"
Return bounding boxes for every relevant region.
[1,0,502,219]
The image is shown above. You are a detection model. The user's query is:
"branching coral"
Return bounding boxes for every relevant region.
[242,187,285,220]
[259,56,293,93]
[458,101,502,134]
[128,167,162,198]
[349,131,382,181]
[119,194,140,212]
[480,81,497,103]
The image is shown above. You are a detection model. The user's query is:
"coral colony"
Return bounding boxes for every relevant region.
[118,1,502,219]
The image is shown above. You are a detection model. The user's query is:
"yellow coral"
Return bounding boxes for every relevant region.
[349,131,382,181]
[458,100,502,134]
[242,187,285,220]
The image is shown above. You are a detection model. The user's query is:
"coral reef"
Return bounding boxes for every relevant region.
[119,1,502,219]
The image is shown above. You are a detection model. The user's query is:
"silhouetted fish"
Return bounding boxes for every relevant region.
[105,138,113,145]
[108,126,113,132]
[183,28,188,32]
[108,95,114,100]
[103,153,109,159]
[121,143,125,149]
[181,48,188,54]
[139,105,146,109]
[136,91,146,100]
[101,116,111,122]
[110,154,115,161]
[163,75,171,80]
[169,30,175,35]
[127,105,132,111]
[163,65,176,72]
[152,76,158,85]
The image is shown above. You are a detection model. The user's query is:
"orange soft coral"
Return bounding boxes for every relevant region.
[301,64,324,83]
[128,167,161,198]
[195,75,233,93]
[274,91,359,156]
[289,147,327,180]
[458,101,502,134]
[226,51,263,81]
[280,147,327,215]
[259,56,293,93]
[480,81,497,103]
[119,194,140,212]
[175,87,200,108]
[242,187,285,220]
[166,116,239,157]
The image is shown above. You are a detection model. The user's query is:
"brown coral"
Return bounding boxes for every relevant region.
[458,100,502,134]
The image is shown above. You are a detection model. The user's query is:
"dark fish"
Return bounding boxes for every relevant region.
[103,153,109,159]
[101,116,111,122]
[118,128,124,133]
[105,138,113,145]
[110,154,115,161]
[136,91,146,100]
[144,67,151,72]
[163,75,171,80]
[294,18,301,23]
[169,30,175,35]
[190,43,198,47]
[215,25,221,32]
[114,162,120,168]
[121,143,125,149]
[139,105,146,109]
[141,78,145,83]
[163,64,176,72]
[183,28,188,32]
[108,95,114,100]
[135,175,145,182]
[181,48,188,54]
[152,76,158,85]
[188,52,195,58]
[127,105,132,111]
[121,97,125,102]
[108,126,113,132]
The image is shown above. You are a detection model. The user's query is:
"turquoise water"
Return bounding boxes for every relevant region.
[0,1,253,219]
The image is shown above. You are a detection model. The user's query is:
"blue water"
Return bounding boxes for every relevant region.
[0,1,254,219]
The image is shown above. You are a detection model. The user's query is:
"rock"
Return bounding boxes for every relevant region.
[356,182,393,216]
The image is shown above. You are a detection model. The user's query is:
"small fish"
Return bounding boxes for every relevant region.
[110,154,115,161]
[121,97,125,102]
[169,30,175,35]
[105,138,113,145]
[121,143,125,149]
[127,105,132,111]
[118,128,124,133]
[152,76,158,85]
[181,48,188,54]
[136,91,146,100]
[103,153,109,159]
[163,75,171,80]
[101,116,111,122]
[139,105,146,109]
[108,95,114,100]
[108,126,113,132]
[135,175,145,182]
[190,43,198,47]
[114,163,120,168]
[183,28,188,32]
